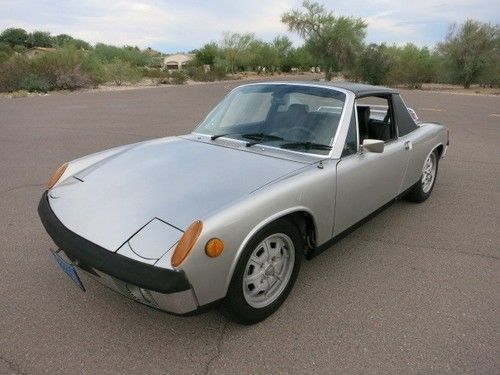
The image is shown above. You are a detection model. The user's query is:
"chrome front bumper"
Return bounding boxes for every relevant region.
[76,260,199,314]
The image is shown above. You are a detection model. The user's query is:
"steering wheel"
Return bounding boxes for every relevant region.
[288,126,315,141]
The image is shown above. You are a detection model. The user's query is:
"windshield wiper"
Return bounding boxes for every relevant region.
[280,142,332,151]
[244,133,284,147]
[210,132,284,146]
[211,133,237,140]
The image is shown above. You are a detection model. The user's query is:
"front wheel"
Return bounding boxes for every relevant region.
[222,219,303,325]
[405,150,439,203]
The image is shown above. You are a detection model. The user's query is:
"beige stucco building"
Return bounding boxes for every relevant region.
[163,53,194,70]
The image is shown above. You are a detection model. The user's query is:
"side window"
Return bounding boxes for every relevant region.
[356,96,396,142]
[342,110,358,157]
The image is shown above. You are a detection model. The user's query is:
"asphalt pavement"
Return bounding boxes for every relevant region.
[0,80,498,374]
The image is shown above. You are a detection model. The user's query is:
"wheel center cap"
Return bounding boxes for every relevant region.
[264,264,275,276]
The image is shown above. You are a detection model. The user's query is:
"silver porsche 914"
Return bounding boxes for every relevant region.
[38,82,449,324]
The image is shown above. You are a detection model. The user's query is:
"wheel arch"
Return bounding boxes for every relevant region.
[423,142,444,167]
[435,144,444,159]
[224,207,317,292]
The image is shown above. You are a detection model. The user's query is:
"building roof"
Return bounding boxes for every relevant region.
[163,53,194,63]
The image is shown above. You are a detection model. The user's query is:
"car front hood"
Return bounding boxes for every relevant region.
[49,137,307,251]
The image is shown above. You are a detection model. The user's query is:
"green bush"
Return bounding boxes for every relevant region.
[388,44,438,88]
[93,43,151,67]
[170,70,188,84]
[0,55,30,91]
[29,47,91,90]
[438,20,499,88]
[19,74,50,92]
[0,28,28,47]
[186,65,211,81]
[106,59,141,85]
[13,44,27,53]
[54,66,91,90]
[81,54,107,86]
[139,67,170,84]
[355,43,395,85]
[0,42,12,64]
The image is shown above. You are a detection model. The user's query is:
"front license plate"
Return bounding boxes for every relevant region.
[51,250,85,291]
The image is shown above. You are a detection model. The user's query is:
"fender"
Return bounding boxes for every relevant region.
[223,206,318,292]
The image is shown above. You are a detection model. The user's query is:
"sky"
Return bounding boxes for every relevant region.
[0,0,499,53]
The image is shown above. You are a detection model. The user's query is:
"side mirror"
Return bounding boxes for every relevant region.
[362,139,384,153]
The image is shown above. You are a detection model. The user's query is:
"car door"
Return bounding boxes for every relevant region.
[333,96,410,236]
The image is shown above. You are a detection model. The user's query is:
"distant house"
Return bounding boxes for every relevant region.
[24,47,57,59]
[163,53,194,70]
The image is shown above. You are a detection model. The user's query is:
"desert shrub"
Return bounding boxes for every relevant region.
[388,44,438,88]
[170,70,188,84]
[13,44,27,53]
[26,31,54,48]
[93,43,151,67]
[139,67,170,84]
[54,66,91,90]
[0,28,28,47]
[106,59,141,85]
[148,56,164,68]
[28,47,90,90]
[19,74,50,92]
[354,43,395,85]
[212,64,228,80]
[0,43,12,64]
[186,65,211,81]
[81,53,107,86]
[437,20,499,88]
[185,59,228,82]
[53,34,91,50]
[477,60,500,87]
[0,55,30,91]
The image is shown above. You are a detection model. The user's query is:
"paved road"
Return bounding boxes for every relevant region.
[0,81,498,374]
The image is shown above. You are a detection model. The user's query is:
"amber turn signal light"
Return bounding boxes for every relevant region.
[205,238,224,258]
[48,162,68,189]
[171,220,203,267]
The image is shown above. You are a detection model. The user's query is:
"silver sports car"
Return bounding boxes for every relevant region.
[39,82,449,324]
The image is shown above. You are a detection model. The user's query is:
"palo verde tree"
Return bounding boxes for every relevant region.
[281,0,366,80]
[194,42,219,67]
[438,20,499,88]
[220,32,255,73]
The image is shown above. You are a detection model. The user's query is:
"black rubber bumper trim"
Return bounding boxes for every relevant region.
[38,191,191,294]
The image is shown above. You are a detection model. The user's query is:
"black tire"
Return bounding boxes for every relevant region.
[221,218,303,325]
[405,150,439,203]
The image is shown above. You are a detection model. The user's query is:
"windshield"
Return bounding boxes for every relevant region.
[195,84,346,155]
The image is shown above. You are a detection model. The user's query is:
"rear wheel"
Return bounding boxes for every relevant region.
[405,150,439,203]
[222,219,302,325]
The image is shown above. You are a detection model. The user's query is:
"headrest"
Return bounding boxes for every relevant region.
[288,103,309,115]
[357,106,370,124]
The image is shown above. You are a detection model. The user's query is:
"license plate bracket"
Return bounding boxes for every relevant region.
[51,250,86,291]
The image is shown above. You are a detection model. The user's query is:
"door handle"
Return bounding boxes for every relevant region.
[404,140,412,151]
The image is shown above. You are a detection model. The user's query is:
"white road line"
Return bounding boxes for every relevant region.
[418,108,447,112]
[489,114,500,117]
